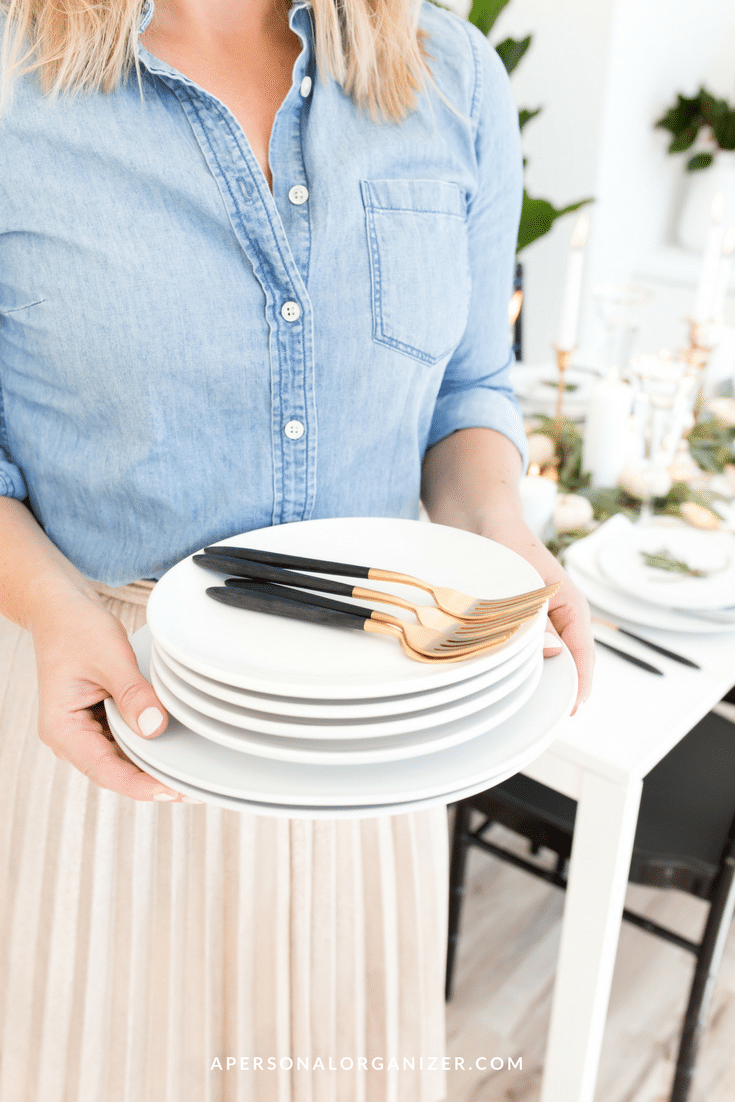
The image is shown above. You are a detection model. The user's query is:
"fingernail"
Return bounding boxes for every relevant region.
[153,791,177,802]
[181,795,204,804]
[543,632,562,650]
[138,706,164,737]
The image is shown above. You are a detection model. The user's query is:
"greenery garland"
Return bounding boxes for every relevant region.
[528,412,735,553]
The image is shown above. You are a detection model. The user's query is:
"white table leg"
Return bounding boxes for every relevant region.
[539,769,643,1102]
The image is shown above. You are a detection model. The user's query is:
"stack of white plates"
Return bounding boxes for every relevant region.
[106,518,577,818]
[565,513,735,634]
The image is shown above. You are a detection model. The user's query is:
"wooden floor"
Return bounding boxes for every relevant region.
[444,818,735,1102]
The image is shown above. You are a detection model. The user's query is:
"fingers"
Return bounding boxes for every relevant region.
[46,706,192,801]
[548,587,595,714]
[543,619,563,657]
[103,637,169,740]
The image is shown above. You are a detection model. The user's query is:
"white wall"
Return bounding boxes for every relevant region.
[491,0,735,364]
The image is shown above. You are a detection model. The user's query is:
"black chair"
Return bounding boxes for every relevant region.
[446,708,735,1102]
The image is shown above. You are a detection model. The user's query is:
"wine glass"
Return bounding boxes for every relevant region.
[593,284,654,379]
[626,353,697,524]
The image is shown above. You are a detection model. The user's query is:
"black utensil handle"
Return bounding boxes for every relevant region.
[201,545,371,580]
[206,584,373,629]
[594,638,663,675]
[195,554,357,598]
[222,578,372,613]
[617,628,700,669]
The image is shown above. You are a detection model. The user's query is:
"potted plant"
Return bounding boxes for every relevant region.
[655,87,735,251]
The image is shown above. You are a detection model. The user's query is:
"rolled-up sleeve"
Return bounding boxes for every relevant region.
[0,384,27,498]
[427,22,527,468]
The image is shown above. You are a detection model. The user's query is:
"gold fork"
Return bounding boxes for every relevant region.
[193,556,550,643]
[223,576,548,643]
[206,583,540,663]
[200,547,560,622]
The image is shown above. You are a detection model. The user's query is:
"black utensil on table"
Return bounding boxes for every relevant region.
[591,618,700,669]
[593,638,663,675]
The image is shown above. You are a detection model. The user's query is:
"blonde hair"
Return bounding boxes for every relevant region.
[0,0,430,120]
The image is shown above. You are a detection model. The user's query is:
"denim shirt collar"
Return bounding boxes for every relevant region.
[139,0,154,34]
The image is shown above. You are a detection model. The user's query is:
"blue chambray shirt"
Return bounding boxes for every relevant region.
[0,0,525,585]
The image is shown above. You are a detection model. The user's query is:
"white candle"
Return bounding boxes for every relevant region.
[556,212,590,351]
[712,225,735,324]
[519,474,557,540]
[582,377,633,488]
[694,192,725,322]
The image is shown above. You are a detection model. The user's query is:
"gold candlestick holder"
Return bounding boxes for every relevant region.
[554,346,574,443]
[683,318,715,414]
[684,318,713,374]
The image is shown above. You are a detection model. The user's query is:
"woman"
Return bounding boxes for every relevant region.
[0,0,594,1098]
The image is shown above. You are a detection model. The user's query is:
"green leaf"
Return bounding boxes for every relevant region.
[495,35,532,75]
[686,151,715,171]
[577,487,639,522]
[518,106,542,131]
[712,109,735,151]
[654,91,705,138]
[517,193,593,254]
[466,0,511,37]
[656,86,735,157]
[668,128,699,153]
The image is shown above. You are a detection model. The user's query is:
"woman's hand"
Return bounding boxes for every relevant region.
[477,515,594,713]
[421,427,595,713]
[30,588,191,801]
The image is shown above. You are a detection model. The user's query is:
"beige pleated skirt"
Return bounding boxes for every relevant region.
[0,582,448,1102]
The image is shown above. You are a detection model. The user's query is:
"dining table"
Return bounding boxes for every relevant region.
[519,614,735,1102]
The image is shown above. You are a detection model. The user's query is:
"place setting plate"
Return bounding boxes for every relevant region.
[510,362,594,419]
[564,515,735,633]
[597,525,735,611]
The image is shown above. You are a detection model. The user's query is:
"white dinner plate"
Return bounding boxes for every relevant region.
[565,562,735,634]
[152,625,543,719]
[563,515,735,633]
[510,362,593,420]
[148,645,542,762]
[106,627,575,807]
[597,526,735,610]
[146,518,547,699]
[115,739,554,820]
[150,641,540,740]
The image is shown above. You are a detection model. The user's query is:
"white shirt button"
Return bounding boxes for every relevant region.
[281,301,301,322]
[288,184,309,206]
[284,420,305,440]
[299,75,312,98]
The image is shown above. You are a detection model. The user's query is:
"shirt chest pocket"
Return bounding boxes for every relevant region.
[360,179,471,366]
